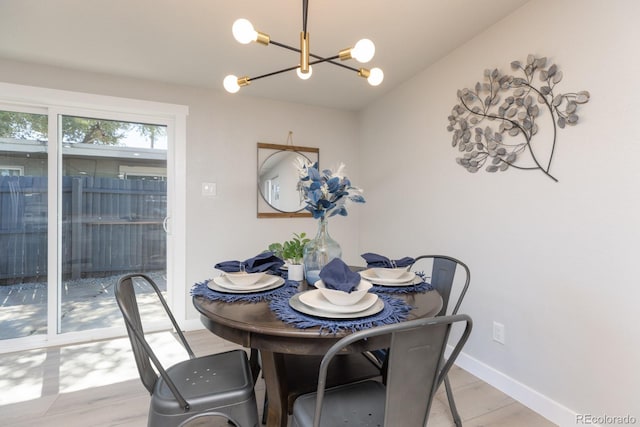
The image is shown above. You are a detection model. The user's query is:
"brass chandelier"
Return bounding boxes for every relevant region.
[223,0,384,93]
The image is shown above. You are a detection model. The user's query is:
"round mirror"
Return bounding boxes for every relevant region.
[258,150,310,213]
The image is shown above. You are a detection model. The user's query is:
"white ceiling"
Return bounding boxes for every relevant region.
[0,0,529,111]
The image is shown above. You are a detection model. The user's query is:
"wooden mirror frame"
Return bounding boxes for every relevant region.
[257,142,319,218]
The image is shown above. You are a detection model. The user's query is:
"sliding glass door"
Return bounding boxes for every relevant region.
[0,90,183,349]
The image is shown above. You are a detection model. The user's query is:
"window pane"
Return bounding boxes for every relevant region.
[0,109,48,340]
[0,111,47,141]
[59,115,167,333]
[61,116,167,150]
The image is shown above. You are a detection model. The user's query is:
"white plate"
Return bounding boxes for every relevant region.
[299,289,378,314]
[208,276,284,293]
[359,269,417,285]
[214,273,280,291]
[289,291,384,319]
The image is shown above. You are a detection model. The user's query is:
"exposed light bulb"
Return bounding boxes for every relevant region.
[223,75,241,93]
[367,68,384,86]
[296,65,313,80]
[232,19,257,44]
[351,39,375,63]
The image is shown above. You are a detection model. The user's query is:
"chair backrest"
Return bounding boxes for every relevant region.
[115,273,195,407]
[410,255,470,316]
[312,314,472,427]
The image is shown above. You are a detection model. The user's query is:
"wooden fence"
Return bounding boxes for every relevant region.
[0,176,166,284]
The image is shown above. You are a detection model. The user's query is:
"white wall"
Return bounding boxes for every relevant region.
[358,0,639,424]
[0,59,364,321]
[182,90,364,321]
[2,0,638,423]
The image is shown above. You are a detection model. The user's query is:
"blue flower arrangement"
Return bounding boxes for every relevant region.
[296,159,365,219]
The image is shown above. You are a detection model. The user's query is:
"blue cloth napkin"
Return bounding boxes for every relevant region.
[361,252,414,268]
[214,251,284,273]
[318,258,361,293]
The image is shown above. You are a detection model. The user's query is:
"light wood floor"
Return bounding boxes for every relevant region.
[0,330,556,427]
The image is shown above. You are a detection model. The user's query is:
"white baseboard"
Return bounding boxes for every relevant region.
[452,349,586,427]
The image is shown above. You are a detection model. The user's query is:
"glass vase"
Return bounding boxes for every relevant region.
[303,217,342,286]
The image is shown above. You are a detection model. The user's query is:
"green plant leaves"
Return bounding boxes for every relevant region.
[270,232,311,264]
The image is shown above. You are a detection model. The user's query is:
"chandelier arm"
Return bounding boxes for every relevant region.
[269,39,360,73]
[309,55,360,72]
[270,40,299,52]
[248,65,302,82]
[246,55,361,83]
[308,55,338,64]
[321,59,360,73]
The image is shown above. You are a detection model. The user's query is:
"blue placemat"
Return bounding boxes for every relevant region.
[370,271,434,294]
[270,293,412,334]
[191,279,299,303]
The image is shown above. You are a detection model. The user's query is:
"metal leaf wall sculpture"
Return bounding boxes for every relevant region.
[447,54,590,182]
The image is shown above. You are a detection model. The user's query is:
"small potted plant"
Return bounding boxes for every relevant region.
[268,232,310,281]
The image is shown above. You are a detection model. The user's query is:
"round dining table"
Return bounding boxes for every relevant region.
[193,279,443,427]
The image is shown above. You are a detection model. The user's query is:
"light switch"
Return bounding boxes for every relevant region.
[202,182,217,196]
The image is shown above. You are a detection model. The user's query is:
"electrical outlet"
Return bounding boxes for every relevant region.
[493,321,505,344]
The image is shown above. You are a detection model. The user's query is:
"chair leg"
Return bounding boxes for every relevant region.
[249,348,261,384]
[261,392,268,425]
[444,374,462,427]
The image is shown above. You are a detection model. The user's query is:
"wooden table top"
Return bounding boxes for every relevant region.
[192,280,443,355]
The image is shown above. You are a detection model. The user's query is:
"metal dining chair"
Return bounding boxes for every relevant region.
[291,314,473,427]
[413,255,470,426]
[413,255,470,318]
[364,255,470,426]
[115,273,259,427]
